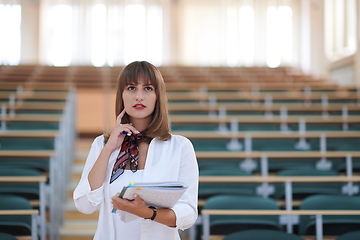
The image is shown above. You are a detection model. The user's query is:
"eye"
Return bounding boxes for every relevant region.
[127,86,136,91]
[145,86,154,91]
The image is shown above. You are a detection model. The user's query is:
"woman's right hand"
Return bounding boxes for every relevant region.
[104,109,140,152]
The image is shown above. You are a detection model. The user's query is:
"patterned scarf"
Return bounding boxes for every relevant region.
[110,132,143,184]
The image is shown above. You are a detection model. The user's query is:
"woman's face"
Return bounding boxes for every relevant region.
[122,76,157,123]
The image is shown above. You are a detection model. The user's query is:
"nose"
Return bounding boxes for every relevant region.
[135,90,144,101]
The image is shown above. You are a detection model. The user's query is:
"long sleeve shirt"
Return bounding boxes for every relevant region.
[73,134,199,240]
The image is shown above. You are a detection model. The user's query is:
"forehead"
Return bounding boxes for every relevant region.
[126,75,154,86]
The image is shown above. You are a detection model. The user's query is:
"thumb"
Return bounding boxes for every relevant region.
[133,193,143,203]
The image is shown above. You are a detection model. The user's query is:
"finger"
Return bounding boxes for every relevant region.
[116,109,126,125]
[118,125,140,136]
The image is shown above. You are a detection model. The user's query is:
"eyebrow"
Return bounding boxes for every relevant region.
[127,83,153,86]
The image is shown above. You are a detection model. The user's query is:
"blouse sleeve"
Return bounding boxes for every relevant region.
[73,136,106,214]
[171,137,199,230]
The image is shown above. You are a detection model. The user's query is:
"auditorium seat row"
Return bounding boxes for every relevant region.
[0,84,76,240]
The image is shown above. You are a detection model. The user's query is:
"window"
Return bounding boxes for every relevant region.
[123,4,163,66]
[43,2,164,67]
[124,4,146,64]
[47,4,73,66]
[91,4,107,67]
[266,5,292,68]
[324,0,357,60]
[0,4,21,65]
[238,6,254,67]
[178,1,294,67]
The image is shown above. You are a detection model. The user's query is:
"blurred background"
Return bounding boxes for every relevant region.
[1,0,358,134]
[1,1,360,240]
[1,0,353,76]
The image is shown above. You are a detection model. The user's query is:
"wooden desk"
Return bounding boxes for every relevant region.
[169,103,360,112]
[167,91,359,101]
[174,131,360,139]
[196,151,360,159]
[199,175,360,183]
[170,115,360,124]
[1,115,62,122]
[0,150,55,158]
[0,130,59,137]
[6,102,66,111]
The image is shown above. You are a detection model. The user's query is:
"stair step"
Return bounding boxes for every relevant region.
[60,220,97,240]
[74,151,88,164]
[76,139,93,151]
[64,200,99,220]
[71,164,84,182]
[61,236,94,240]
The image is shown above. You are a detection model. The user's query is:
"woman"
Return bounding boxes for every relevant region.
[73,61,199,240]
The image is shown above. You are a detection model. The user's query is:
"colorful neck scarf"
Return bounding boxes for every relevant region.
[110,132,143,184]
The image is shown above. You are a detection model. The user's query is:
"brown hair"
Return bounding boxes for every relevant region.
[104,61,171,143]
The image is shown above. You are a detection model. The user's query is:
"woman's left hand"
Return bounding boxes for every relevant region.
[111,193,152,219]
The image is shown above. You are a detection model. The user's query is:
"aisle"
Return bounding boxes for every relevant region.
[60,138,97,240]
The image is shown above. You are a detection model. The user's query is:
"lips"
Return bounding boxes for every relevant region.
[133,104,146,110]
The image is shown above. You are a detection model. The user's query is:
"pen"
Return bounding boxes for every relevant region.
[121,131,131,136]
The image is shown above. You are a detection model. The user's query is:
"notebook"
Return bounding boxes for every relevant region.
[112,181,187,223]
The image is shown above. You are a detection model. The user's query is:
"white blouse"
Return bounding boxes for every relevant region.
[110,170,144,240]
[73,134,199,240]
